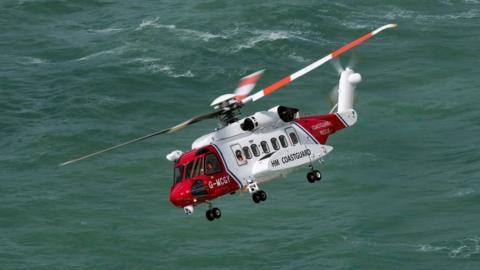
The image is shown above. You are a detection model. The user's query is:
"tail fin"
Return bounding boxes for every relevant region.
[337,68,361,113]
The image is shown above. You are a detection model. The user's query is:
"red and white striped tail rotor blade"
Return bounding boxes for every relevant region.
[234,69,264,102]
[242,23,397,103]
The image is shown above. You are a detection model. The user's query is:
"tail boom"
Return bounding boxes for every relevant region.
[294,109,357,144]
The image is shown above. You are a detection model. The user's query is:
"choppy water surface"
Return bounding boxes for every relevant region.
[1,0,480,269]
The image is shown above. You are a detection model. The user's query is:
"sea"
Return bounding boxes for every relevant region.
[1,0,479,269]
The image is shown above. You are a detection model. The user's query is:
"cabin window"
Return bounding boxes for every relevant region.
[260,141,270,153]
[173,165,184,184]
[231,144,247,166]
[279,135,288,148]
[271,138,280,150]
[235,150,244,161]
[242,146,252,159]
[205,154,221,175]
[251,144,260,157]
[289,132,299,145]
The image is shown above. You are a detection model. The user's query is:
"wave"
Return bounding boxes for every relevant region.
[134,58,194,78]
[135,17,225,42]
[450,188,475,198]
[75,45,129,61]
[93,28,125,34]
[147,65,194,78]
[343,235,480,259]
[417,237,480,259]
[229,30,305,53]
[370,6,479,22]
[288,53,310,63]
[17,56,48,64]
[135,17,175,31]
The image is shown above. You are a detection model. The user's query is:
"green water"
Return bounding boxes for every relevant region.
[1,0,480,269]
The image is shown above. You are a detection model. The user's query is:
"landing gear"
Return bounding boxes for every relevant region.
[252,190,267,203]
[246,179,267,204]
[307,170,322,183]
[205,206,221,221]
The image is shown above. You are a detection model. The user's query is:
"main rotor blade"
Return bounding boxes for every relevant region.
[59,110,222,167]
[234,69,264,102]
[242,23,397,103]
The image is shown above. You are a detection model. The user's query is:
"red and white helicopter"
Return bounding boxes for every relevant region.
[62,24,396,221]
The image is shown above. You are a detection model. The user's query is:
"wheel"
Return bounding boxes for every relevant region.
[307,172,316,183]
[205,209,215,221]
[313,170,322,181]
[259,190,267,201]
[212,207,221,219]
[252,192,261,203]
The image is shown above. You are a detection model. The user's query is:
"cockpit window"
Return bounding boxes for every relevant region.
[192,157,205,178]
[174,165,184,184]
[205,154,221,175]
[185,161,194,179]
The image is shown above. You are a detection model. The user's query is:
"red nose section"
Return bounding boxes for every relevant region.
[169,181,193,208]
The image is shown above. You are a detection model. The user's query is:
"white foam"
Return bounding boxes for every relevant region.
[19,56,48,64]
[417,237,480,258]
[76,45,128,61]
[94,28,124,34]
[288,53,309,63]
[449,237,480,258]
[141,62,195,78]
[451,188,474,197]
[178,28,225,42]
[135,17,224,42]
[339,21,370,30]
[135,17,163,31]
[417,244,447,252]
[230,30,292,53]
[383,7,415,20]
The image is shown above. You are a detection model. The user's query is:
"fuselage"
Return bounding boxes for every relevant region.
[169,106,357,208]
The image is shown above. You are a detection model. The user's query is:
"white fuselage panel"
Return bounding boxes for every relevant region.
[191,109,333,189]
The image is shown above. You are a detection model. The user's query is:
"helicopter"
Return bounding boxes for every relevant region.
[61,24,396,221]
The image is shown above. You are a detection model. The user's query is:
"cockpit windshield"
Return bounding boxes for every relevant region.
[173,153,223,184]
[173,165,184,184]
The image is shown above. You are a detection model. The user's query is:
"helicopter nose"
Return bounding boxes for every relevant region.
[169,181,192,207]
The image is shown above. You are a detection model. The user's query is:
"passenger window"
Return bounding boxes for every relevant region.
[279,135,288,148]
[251,144,260,157]
[242,146,252,159]
[289,132,299,145]
[260,141,270,153]
[235,150,244,161]
[205,154,221,175]
[271,138,280,150]
[231,144,247,166]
